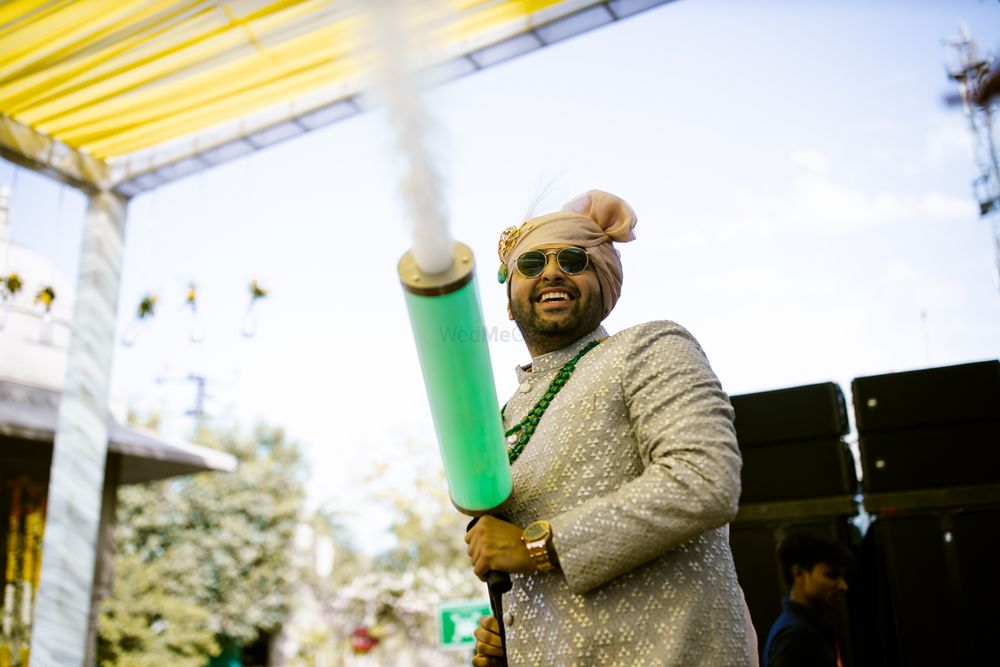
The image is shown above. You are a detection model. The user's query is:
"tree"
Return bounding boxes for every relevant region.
[98,424,305,666]
[96,553,218,667]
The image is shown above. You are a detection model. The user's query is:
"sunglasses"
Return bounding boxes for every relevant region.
[515,247,590,278]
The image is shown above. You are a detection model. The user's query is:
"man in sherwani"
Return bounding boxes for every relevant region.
[465,190,754,667]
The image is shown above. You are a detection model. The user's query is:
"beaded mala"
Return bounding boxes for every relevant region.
[503,339,602,463]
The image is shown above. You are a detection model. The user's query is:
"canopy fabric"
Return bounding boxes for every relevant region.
[0,0,673,193]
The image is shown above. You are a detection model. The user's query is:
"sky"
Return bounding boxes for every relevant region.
[3,0,1000,545]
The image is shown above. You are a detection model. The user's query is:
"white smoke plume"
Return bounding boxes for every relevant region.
[365,0,453,274]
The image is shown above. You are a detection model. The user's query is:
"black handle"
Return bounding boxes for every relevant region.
[487,569,512,596]
[468,517,511,666]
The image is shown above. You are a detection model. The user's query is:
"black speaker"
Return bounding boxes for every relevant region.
[740,438,858,503]
[859,509,1000,666]
[858,421,1000,492]
[729,524,783,657]
[731,382,849,446]
[852,360,1000,433]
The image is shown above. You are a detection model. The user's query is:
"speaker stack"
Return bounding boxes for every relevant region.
[852,360,1000,666]
[728,382,861,665]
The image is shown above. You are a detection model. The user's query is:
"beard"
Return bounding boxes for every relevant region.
[510,287,604,354]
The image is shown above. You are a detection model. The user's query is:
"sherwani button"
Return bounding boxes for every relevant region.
[520,382,532,394]
[504,611,515,627]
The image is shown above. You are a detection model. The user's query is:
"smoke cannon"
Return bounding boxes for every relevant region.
[398,242,512,515]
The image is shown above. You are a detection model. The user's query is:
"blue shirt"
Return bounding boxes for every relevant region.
[764,598,839,667]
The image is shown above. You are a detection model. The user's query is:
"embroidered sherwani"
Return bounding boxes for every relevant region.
[500,321,751,667]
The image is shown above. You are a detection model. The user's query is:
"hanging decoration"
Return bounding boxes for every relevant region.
[122,294,158,347]
[113,281,273,346]
[0,478,47,667]
[138,295,157,318]
[0,273,280,346]
[3,274,21,297]
[241,279,268,338]
[0,273,21,330]
[185,283,204,343]
[33,286,55,345]
[32,286,53,311]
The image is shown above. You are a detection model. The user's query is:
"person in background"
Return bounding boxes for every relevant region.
[764,532,851,667]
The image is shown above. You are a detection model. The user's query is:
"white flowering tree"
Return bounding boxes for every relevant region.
[98,424,306,667]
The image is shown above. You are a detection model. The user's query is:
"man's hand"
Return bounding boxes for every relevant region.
[472,615,504,666]
[465,515,535,580]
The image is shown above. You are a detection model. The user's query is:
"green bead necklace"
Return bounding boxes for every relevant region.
[503,339,603,463]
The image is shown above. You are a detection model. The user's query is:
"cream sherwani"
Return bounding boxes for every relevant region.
[500,322,752,667]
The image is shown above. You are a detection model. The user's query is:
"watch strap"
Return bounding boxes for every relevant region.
[522,520,554,573]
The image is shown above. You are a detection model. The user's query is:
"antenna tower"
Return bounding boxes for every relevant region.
[945,25,1000,290]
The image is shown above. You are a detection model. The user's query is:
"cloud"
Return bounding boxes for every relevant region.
[884,259,919,282]
[792,149,830,174]
[714,172,975,242]
[921,119,973,168]
[920,190,975,219]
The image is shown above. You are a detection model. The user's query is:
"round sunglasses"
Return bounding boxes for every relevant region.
[515,247,590,278]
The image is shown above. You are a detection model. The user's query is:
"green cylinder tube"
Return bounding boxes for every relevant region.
[398,242,512,515]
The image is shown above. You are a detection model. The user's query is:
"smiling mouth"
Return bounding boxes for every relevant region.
[537,290,574,303]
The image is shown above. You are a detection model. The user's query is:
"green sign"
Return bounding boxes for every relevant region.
[438,599,491,649]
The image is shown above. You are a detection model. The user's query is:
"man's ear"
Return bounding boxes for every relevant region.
[791,564,806,581]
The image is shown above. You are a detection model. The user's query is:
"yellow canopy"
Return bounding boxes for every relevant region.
[0,0,674,194]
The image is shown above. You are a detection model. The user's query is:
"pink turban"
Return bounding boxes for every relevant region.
[498,190,638,317]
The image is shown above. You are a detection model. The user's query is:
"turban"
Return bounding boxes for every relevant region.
[498,190,638,318]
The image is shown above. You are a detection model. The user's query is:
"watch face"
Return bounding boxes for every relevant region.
[524,521,549,541]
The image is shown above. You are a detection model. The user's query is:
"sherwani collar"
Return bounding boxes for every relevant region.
[515,325,609,382]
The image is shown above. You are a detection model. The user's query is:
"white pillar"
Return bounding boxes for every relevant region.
[29,190,126,667]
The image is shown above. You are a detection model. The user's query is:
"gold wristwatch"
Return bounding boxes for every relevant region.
[521,519,555,573]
